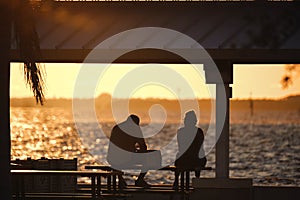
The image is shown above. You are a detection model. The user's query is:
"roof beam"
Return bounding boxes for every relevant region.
[10,49,300,64]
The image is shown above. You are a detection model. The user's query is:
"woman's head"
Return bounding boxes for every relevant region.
[184,110,197,126]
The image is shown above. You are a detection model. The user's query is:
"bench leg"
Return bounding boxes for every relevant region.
[185,171,190,191]
[107,175,111,191]
[20,175,25,200]
[180,171,184,192]
[91,176,96,199]
[173,171,179,191]
[97,175,101,197]
[15,175,22,200]
[113,174,117,192]
[195,170,201,178]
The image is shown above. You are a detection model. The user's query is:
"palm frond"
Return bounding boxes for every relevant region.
[281,64,300,90]
[13,0,45,105]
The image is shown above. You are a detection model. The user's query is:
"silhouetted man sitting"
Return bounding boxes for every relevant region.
[107,114,150,188]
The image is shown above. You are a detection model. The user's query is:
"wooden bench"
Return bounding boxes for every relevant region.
[85,165,124,192]
[85,165,212,192]
[11,169,122,200]
[160,166,212,191]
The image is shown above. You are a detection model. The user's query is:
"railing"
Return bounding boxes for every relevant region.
[12,169,122,199]
[39,0,270,2]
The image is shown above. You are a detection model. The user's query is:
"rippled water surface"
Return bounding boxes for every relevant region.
[10,107,300,186]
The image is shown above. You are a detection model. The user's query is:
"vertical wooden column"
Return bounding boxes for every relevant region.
[216,84,231,178]
[204,61,232,179]
[0,1,12,199]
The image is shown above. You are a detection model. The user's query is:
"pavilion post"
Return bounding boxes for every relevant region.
[204,61,232,179]
[216,83,231,178]
[0,1,12,199]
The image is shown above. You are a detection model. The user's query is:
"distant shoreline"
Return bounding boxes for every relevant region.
[10,94,300,111]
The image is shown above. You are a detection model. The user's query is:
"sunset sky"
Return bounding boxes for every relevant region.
[10,63,300,100]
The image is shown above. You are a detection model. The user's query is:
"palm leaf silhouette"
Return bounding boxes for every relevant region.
[13,0,45,105]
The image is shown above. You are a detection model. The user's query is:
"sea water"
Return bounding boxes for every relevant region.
[10,107,300,186]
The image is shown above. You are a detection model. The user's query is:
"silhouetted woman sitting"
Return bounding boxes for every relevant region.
[173,110,207,189]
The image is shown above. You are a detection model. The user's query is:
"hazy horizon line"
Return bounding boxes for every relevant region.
[10,93,300,101]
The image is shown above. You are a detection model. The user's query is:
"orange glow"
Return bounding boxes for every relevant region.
[10,63,300,100]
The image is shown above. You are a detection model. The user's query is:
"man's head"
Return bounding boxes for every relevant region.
[128,114,140,125]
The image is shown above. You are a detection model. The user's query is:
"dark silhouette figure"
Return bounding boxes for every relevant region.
[107,114,150,188]
[173,110,207,188]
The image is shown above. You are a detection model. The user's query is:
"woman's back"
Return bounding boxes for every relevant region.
[176,126,205,168]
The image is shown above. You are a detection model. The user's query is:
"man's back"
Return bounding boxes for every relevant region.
[107,116,147,166]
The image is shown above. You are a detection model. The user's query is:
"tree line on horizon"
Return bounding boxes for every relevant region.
[10,93,300,112]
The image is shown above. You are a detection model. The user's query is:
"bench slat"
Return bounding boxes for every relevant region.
[85,165,213,192]
[85,165,212,171]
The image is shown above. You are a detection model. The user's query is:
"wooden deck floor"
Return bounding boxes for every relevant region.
[13,183,300,200]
